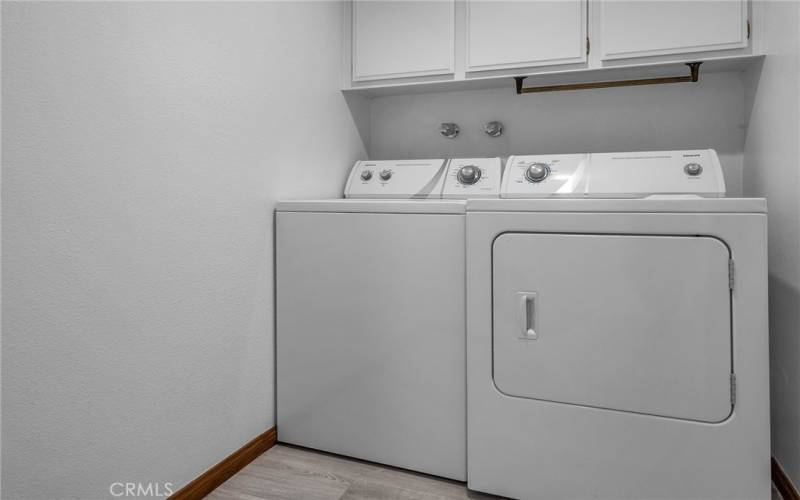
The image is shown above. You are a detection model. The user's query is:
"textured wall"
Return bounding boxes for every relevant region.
[369,71,747,196]
[1,2,367,498]
[743,0,800,487]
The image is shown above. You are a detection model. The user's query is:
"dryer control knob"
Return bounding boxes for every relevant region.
[684,163,703,176]
[379,169,392,181]
[360,170,373,181]
[525,163,549,183]
[457,165,481,185]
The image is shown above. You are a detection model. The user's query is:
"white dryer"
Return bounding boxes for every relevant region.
[466,150,770,499]
[276,157,501,481]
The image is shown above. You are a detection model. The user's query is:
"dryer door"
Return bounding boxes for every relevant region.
[492,233,732,422]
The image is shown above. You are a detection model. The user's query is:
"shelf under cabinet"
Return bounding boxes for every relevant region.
[341,55,764,98]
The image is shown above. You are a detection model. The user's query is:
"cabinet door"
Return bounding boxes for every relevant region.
[466,0,587,72]
[352,0,454,82]
[599,0,748,61]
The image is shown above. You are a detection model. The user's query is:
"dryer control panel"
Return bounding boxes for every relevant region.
[345,159,447,199]
[501,149,726,198]
[442,158,502,199]
[502,154,589,198]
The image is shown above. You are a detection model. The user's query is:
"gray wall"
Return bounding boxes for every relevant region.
[1,2,367,498]
[369,71,747,196]
[743,0,800,486]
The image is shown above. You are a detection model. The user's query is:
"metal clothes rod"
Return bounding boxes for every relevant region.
[514,62,703,94]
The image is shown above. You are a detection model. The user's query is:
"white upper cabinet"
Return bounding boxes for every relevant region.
[351,0,454,82]
[343,0,756,92]
[466,0,587,72]
[597,0,749,61]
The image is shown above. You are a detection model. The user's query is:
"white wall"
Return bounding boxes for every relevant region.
[370,71,747,195]
[743,0,800,487]
[1,2,367,498]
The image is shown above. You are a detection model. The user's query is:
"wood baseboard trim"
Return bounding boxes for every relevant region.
[169,427,277,500]
[773,457,800,500]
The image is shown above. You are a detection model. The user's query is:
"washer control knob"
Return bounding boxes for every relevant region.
[457,165,481,185]
[360,170,373,181]
[525,163,549,183]
[684,163,703,176]
[379,169,392,181]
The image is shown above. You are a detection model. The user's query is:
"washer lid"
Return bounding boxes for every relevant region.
[276,199,466,214]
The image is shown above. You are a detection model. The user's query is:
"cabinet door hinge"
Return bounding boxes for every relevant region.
[747,20,751,40]
[586,37,591,55]
[728,259,735,290]
[730,373,737,406]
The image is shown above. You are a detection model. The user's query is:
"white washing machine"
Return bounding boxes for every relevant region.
[466,150,770,499]
[276,157,501,481]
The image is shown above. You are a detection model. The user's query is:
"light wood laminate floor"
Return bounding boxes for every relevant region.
[208,444,501,500]
[209,444,785,500]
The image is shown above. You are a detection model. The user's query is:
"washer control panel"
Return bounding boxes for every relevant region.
[442,158,502,198]
[501,150,726,198]
[345,159,447,199]
[524,163,550,183]
[502,154,589,198]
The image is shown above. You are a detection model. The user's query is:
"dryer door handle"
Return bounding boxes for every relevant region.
[518,292,539,340]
